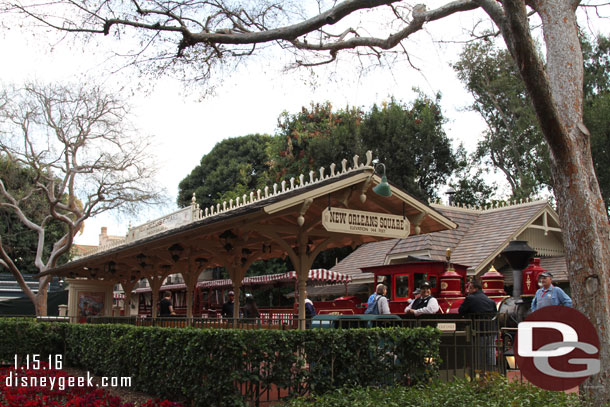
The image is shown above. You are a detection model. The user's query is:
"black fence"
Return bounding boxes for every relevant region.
[84,313,514,380]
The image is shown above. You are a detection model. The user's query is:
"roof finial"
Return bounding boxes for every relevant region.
[365,151,373,166]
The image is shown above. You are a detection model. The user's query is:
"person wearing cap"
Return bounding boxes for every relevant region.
[222,290,235,318]
[405,282,440,315]
[531,271,572,312]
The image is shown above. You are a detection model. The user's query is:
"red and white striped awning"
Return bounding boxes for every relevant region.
[197,279,233,290]
[113,292,125,299]
[136,269,352,293]
[244,269,352,285]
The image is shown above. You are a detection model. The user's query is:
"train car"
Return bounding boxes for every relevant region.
[130,257,548,322]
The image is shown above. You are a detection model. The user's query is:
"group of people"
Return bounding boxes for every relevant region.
[364,270,572,316]
[220,291,261,319]
[365,281,442,315]
[160,271,571,318]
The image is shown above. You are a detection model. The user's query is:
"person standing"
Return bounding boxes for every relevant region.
[159,291,176,317]
[243,293,260,319]
[222,291,235,318]
[531,271,572,312]
[365,284,390,315]
[405,282,439,315]
[459,280,497,368]
[459,281,496,315]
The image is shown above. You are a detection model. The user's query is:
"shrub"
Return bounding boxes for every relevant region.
[0,319,440,406]
[285,374,587,407]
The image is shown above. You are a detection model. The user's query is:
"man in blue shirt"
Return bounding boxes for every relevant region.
[531,271,572,312]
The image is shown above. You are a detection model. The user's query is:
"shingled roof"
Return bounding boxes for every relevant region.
[328,199,567,287]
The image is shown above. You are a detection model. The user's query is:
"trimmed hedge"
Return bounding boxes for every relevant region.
[0,319,440,406]
[285,374,588,407]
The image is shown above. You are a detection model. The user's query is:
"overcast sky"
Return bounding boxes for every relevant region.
[0,4,605,245]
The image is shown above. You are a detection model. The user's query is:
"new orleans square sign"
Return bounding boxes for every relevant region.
[322,207,410,239]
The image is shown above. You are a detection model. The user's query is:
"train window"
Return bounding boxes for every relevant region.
[175,291,186,307]
[395,275,410,299]
[428,276,438,289]
[414,273,427,289]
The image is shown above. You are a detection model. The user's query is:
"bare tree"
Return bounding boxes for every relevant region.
[0,82,163,316]
[4,0,610,400]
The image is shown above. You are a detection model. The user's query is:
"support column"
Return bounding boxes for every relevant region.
[296,234,314,330]
[120,279,137,317]
[147,265,171,319]
[181,260,203,320]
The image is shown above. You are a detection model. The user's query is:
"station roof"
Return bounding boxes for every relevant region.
[38,153,456,283]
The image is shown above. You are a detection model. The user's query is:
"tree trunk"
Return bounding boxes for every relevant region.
[501,0,610,400]
[35,288,48,316]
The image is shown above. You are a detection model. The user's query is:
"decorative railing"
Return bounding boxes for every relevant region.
[78,151,375,258]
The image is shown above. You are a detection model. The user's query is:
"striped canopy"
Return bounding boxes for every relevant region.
[134,269,352,293]
[197,269,351,290]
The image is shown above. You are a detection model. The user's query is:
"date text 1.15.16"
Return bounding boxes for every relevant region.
[14,354,63,370]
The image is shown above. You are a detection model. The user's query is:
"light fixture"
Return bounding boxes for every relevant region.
[136,253,147,268]
[168,243,184,262]
[372,162,392,197]
[105,261,117,274]
[195,257,208,268]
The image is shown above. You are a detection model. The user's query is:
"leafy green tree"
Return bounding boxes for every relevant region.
[269,102,363,182]
[177,134,273,208]
[454,35,610,211]
[271,96,457,202]
[453,41,551,200]
[360,95,457,201]
[583,35,610,213]
[448,146,497,208]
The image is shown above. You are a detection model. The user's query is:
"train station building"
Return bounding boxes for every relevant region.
[38,151,456,328]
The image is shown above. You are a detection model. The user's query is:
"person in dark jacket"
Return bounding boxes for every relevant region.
[221,291,235,318]
[243,293,260,319]
[459,281,497,368]
[458,281,496,315]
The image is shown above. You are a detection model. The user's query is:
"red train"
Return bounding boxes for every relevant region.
[130,255,541,319]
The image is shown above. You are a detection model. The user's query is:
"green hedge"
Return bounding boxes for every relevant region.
[285,374,587,407]
[0,320,440,406]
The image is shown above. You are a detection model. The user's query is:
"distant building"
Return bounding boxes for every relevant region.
[72,227,125,259]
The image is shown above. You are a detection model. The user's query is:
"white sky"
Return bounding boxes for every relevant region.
[0,4,605,245]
